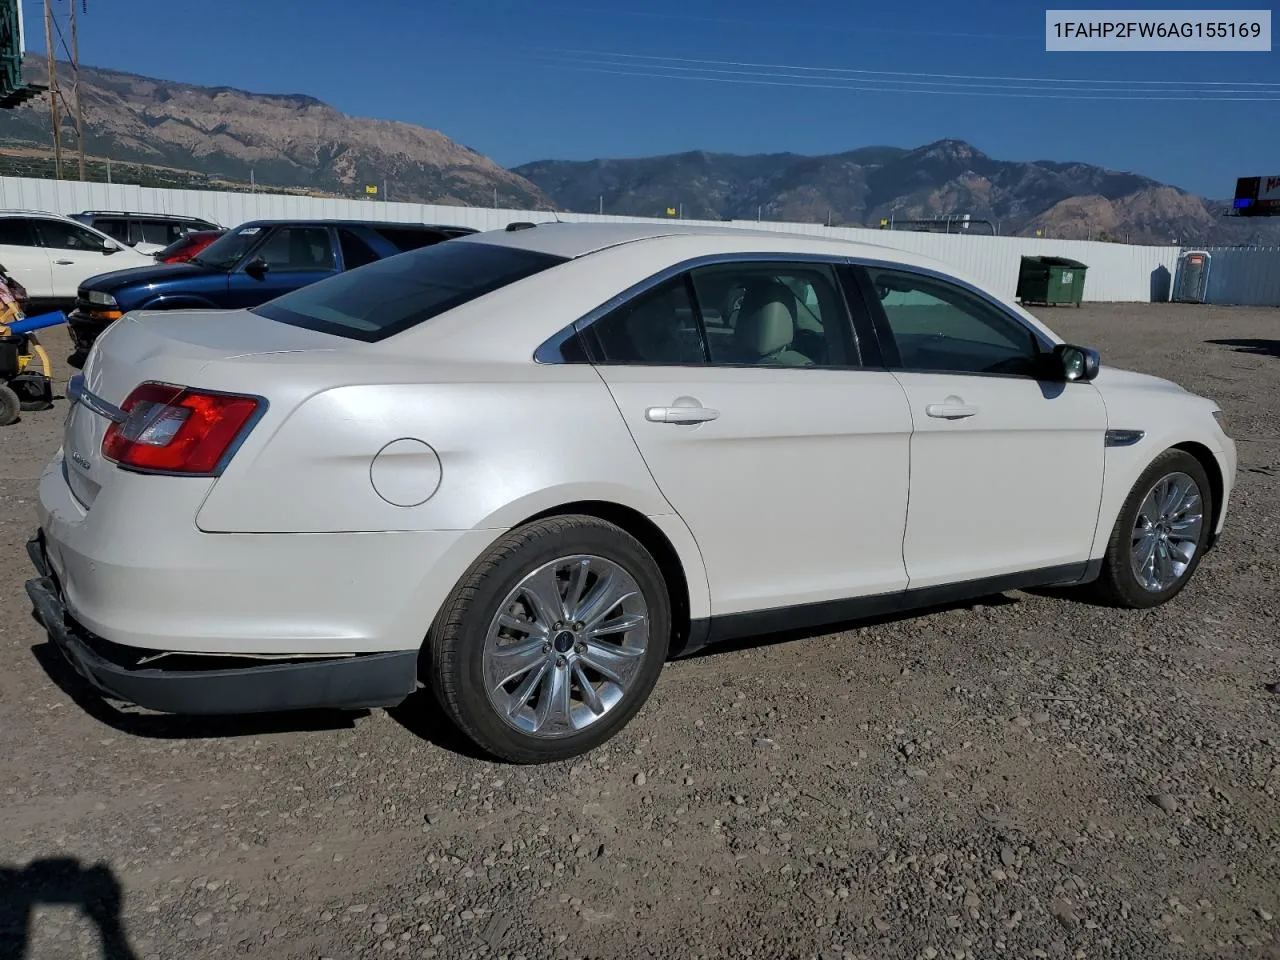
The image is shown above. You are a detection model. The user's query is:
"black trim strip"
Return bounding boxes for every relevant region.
[1105,429,1146,447]
[673,560,1102,658]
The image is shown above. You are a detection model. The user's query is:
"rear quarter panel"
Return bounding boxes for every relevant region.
[193,361,713,620]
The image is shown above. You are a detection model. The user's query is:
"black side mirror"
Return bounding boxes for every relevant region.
[244,257,270,279]
[1053,343,1100,382]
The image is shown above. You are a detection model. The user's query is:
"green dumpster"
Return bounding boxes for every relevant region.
[1016,256,1088,307]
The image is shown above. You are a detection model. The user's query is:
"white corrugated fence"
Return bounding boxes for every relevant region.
[0,174,1187,303]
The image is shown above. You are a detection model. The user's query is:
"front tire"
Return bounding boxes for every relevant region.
[427,516,671,764]
[1093,449,1213,609]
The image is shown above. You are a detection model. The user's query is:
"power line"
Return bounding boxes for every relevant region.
[446,0,1037,42]
[534,46,1280,89]
[518,56,1280,102]
[524,51,1280,95]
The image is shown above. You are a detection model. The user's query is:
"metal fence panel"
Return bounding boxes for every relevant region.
[1187,246,1280,306]
[0,175,1183,302]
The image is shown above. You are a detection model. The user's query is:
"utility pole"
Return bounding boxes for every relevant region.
[493,187,497,208]
[598,195,603,215]
[43,0,62,179]
[383,179,388,202]
[70,0,86,181]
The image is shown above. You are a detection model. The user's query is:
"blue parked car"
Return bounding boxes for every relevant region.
[65,218,475,367]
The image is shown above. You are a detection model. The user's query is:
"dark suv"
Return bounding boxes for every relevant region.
[68,211,223,252]
[66,218,476,367]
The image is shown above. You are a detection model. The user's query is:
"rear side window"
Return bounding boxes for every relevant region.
[96,218,129,243]
[374,226,448,252]
[338,229,382,270]
[253,240,567,342]
[0,219,36,247]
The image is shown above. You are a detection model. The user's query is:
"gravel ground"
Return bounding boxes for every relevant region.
[1,308,1277,960]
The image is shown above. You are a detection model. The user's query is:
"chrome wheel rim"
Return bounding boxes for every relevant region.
[483,555,649,739]
[1130,471,1204,593]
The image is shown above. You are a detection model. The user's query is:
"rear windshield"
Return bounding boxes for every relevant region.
[251,240,568,342]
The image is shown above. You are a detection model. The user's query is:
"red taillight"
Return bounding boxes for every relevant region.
[102,381,262,475]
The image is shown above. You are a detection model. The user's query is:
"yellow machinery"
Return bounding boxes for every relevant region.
[0,300,55,426]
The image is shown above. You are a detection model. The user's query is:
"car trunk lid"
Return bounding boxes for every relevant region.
[63,309,345,509]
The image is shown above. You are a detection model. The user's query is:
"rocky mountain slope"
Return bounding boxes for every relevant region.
[515,141,1280,245]
[3,56,1275,245]
[0,56,551,208]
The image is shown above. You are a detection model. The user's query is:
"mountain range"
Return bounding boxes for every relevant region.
[1,56,1275,246]
[515,142,1279,245]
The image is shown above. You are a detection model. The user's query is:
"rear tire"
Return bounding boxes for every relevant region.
[427,516,671,764]
[1092,449,1213,609]
[0,384,20,425]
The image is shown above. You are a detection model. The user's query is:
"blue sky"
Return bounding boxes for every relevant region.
[22,0,1280,196]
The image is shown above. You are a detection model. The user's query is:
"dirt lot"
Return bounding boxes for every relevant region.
[1,307,1277,960]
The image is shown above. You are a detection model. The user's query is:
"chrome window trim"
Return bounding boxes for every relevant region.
[533,250,1056,364]
[533,251,861,366]
[66,373,125,424]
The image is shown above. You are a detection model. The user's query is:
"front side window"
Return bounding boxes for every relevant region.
[34,219,107,252]
[689,262,853,367]
[252,227,335,272]
[864,267,1044,377]
[193,225,268,269]
[253,239,567,342]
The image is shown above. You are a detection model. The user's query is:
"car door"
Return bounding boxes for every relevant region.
[0,217,54,300]
[583,258,914,621]
[223,225,338,308]
[853,263,1108,589]
[31,217,131,299]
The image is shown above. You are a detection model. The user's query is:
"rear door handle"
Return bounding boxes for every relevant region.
[646,403,720,424]
[53,259,75,265]
[926,402,978,420]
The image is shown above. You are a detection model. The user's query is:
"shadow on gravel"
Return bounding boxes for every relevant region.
[1206,337,1280,358]
[30,642,366,740]
[0,858,138,960]
[386,690,493,761]
[682,593,1022,659]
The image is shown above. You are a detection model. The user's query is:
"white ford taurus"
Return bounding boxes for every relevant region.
[26,222,1236,763]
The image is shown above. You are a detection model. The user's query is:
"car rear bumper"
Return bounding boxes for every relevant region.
[26,532,418,715]
[36,449,499,656]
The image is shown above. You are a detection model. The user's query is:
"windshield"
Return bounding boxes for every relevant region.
[191,224,270,269]
[252,240,568,342]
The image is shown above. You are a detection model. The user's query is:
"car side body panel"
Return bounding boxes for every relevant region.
[1086,367,1236,555]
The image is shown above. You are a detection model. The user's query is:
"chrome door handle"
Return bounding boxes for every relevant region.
[646,404,720,424]
[53,259,75,265]
[926,403,978,420]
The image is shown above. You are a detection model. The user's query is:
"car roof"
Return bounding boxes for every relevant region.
[73,211,216,221]
[457,219,950,270]
[0,208,84,220]
[232,219,475,230]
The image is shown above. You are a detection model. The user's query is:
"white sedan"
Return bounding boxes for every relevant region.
[26,222,1237,763]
